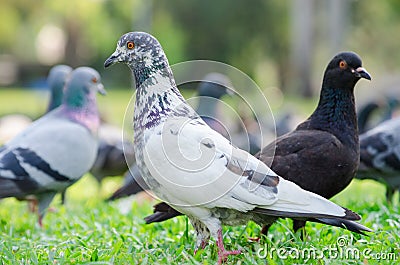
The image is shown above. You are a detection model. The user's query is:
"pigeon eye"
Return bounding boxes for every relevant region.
[127,42,135,49]
[339,60,347,69]
[91,77,97,83]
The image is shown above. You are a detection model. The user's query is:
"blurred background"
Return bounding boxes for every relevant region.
[0,0,397,231]
[1,0,399,91]
[0,0,400,121]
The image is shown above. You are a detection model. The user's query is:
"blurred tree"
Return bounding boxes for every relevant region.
[2,0,400,95]
[156,0,290,91]
[351,0,400,69]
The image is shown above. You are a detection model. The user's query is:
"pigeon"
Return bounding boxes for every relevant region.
[0,67,105,225]
[255,51,371,234]
[105,32,371,263]
[0,65,72,144]
[16,65,72,207]
[46,66,135,188]
[46,66,136,202]
[357,116,400,202]
[141,52,372,234]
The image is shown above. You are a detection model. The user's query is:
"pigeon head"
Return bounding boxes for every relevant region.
[104,32,168,71]
[47,65,73,112]
[104,32,171,87]
[63,67,106,108]
[323,52,371,90]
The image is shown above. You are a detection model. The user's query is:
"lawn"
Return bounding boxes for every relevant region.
[0,88,399,264]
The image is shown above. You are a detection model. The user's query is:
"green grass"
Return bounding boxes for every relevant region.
[0,89,399,264]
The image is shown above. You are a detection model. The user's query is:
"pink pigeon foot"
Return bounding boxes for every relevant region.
[216,229,241,264]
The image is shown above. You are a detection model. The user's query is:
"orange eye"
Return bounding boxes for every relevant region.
[127,41,135,49]
[91,77,97,83]
[339,60,347,69]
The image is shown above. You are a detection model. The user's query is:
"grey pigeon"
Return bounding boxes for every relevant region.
[0,67,105,226]
[105,32,371,263]
[46,65,134,189]
[16,65,72,207]
[357,116,400,202]
[47,66,135,203]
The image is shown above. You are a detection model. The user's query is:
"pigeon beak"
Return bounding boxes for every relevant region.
[104,51,121,68]
[97,83,107,95]
[353,67,371,80]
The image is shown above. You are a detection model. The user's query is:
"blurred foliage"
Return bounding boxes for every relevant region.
[0,0,400,95]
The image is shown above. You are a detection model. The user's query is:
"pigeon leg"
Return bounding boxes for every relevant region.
[26,197,38,213]
[37,192,57,227]
[293,220,308,240]
[386,186,394,204]
[261,223,272,235]
[248,223,272,242]
[60,189,67,205]
[190,217,210,254]
[216,228,241,264]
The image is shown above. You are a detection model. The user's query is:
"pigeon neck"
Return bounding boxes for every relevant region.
[196,96,219,118]
[61,92,100,134]
[47,89,63,112]
[300,82,358,148]
[133,66,188,131]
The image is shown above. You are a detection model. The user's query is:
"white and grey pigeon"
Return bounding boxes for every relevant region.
[0,67,105,226]
[104,32,370,263]
[357,116,400,202]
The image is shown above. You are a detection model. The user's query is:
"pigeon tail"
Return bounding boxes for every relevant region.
[313,217,372,235]
[107,178,145,201]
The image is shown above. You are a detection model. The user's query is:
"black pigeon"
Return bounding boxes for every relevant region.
[254,51,371,233]
[144,51,372,235]
[357,116,400,202]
